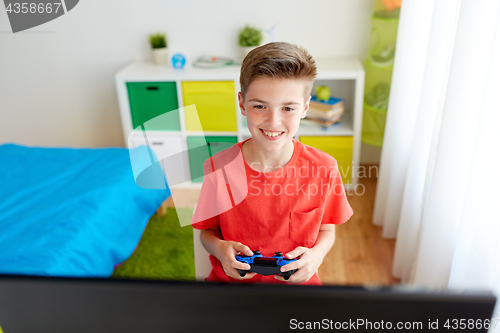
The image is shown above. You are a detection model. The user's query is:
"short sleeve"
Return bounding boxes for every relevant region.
[191,145,247,230]
[192,214,219,230]
[191,175,221,230]
[321,165,353,225]
[191,160,221,230]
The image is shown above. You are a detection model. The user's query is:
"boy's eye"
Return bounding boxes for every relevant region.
[253,105,265,109]
[283,107,294,112]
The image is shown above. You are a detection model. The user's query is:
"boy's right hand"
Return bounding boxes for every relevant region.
[217,241,257,280]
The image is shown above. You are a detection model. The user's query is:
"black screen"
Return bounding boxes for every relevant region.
[0,275,495,333]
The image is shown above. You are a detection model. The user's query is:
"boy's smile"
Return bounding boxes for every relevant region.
[259,129,284,140]
[238,77,310,169]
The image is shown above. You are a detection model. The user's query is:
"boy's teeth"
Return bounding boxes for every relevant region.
[263,130,282,137]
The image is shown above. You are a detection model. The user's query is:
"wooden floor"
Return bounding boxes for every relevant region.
[165,166,400,286]
[318,168,401,286]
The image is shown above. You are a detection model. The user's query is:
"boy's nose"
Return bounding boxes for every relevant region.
[266,109,282,127]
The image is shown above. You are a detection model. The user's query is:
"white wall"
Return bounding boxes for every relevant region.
[0,0,374,148]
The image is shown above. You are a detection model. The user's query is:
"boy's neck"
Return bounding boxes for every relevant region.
[242,139,294,173]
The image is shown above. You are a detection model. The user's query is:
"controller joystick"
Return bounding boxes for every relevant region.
[235,251,298,280]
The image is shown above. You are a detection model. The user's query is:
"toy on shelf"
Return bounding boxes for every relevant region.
[192,56,240,69]
[171,53,186,69]
[380,0,401,12]
[316,85,331,102]
[263,22,279,43]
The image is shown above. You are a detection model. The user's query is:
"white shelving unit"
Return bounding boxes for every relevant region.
[115,57,365,189]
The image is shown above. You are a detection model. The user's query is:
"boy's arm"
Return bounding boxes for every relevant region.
[200,227,256,280]
[274,224,336,284]
[199,227,225,257]
[311,224,336,258]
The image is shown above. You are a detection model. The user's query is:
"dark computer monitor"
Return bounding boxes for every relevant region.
[0,275,496,332]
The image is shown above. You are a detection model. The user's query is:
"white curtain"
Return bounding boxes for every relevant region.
[373,0,500,316]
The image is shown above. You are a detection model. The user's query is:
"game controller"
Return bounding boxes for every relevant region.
[235,250,298,281]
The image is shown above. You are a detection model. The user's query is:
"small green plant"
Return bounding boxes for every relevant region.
[149,32,167,49]
[238,25,263,47]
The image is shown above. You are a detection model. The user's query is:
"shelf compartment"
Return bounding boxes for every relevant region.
[299,136,353,184]
[187,136,238,183]
[129,134,189,186]
[127,82,181,131]
[182,81,237,132]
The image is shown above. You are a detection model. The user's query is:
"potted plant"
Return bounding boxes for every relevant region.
[150,32,169,66]
[238,25,263,60]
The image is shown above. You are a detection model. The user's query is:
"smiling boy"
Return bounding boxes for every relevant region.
[191,42,353,285]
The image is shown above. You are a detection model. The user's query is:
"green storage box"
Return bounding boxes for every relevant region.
[127,82,181,131]
[187,136,238,183]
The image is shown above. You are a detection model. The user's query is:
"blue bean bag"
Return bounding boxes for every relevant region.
[0,143,170,277]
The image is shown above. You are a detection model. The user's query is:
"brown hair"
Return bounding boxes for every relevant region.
[239,42,317,101]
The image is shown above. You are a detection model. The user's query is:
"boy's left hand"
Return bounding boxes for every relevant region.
[274,246,322,284]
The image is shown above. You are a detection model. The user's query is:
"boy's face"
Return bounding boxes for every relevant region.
[238,77,310,154]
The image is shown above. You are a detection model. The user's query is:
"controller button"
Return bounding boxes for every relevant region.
[253,250,261,255]
[275,252,283,256]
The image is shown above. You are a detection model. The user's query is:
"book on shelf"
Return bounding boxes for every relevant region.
[300,118,342,131]
[304,113,342,127]
[306,110,343,123]
[320,121,342,131]
[310,96,344,111]
[307,106,344,120]
[302,95,345,130]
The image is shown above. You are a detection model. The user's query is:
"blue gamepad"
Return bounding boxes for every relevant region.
[235,250,298,280]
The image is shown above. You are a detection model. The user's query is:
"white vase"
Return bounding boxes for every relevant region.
[240,46,257,61]
[152,48,169,66]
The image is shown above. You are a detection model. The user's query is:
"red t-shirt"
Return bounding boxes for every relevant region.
[192,138,353,285]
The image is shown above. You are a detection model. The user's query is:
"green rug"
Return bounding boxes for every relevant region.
[112,208,195,281]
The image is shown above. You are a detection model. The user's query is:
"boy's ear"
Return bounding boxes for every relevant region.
[301,95,311,119]
[238,92,246,116]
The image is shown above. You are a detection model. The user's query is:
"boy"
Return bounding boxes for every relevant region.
[191,42,353,285]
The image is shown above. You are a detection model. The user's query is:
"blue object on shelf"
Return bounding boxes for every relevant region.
[310,95,344,106]
[172,53,186,69]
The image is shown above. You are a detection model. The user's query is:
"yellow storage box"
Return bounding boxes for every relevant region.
[182,81,237,132]
[299,136,353,184]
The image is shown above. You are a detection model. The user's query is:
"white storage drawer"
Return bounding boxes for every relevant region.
[130,134,189,186]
